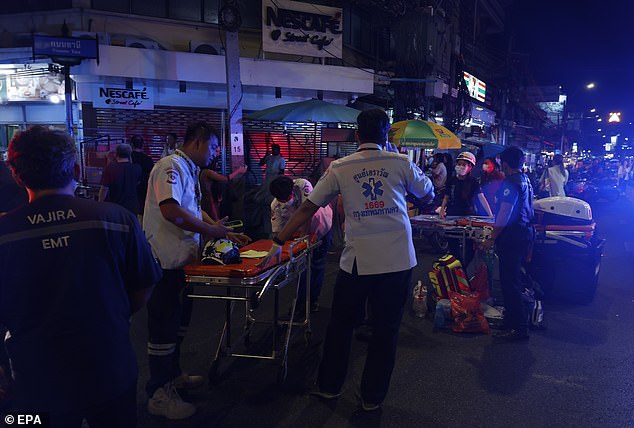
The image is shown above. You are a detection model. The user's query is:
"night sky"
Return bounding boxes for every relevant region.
[509,1,634,119]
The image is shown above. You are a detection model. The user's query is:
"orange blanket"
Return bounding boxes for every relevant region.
[184,238,309,278]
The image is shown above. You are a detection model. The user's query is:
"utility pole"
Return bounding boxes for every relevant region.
[220,1,244,171]
[219,1,244,218]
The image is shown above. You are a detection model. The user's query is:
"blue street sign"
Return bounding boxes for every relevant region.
[33,35,98,59]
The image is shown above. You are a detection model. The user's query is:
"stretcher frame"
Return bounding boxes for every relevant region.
[184,236,320,384]
[410,215,493,261]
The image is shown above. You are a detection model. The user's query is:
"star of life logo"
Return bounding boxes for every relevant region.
[165,168,179,184]
[362,178,383,200]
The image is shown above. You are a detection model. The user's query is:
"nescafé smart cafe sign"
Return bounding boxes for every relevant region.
[262,0,343,58]
[93,85,154,110]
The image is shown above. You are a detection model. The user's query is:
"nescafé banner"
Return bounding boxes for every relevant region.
[93,85,154,110]
[262,0,343,58]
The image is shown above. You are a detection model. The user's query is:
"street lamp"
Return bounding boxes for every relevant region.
[560,83,596,153]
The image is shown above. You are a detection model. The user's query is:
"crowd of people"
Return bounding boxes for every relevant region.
[0,114,540,425]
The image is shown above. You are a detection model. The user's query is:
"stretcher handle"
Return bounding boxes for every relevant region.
[256,264,287,303]
[289,235,310,262]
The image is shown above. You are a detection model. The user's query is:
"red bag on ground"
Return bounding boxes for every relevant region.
[469,262,490,301]
[449,291,490,334]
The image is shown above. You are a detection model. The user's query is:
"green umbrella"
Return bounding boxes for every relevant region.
[245,99,360,123]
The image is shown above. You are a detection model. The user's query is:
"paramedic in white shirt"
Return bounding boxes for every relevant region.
[259,109,434,411]
[143,121,250,420]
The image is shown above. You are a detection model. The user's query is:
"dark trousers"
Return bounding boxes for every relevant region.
[146,269,193,395]
[497,239,531,333]
[318,263,412,404]
[297,230,333,309]
[46,381,137,428]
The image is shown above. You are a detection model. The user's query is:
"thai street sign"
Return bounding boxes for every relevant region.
[33,35,98,59]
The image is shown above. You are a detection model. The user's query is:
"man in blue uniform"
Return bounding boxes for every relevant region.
[482,146,534,341]
[0,126,161,427]
[259,109,434,411]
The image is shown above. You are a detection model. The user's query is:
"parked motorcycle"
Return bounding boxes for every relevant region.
[565,177,619,203]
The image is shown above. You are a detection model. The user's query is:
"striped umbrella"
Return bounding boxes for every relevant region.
[389,120,461,149]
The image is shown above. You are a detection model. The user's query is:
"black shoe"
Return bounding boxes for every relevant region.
[355,391,381,412]
[493,329,529,342]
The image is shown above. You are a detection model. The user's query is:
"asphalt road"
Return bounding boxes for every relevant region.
[131,192,634,428]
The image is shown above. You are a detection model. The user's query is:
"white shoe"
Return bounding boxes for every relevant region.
[173,372,205,390]
[148,382,196,420]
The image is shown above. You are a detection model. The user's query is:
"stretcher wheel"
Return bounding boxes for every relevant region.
[208,360,221,384]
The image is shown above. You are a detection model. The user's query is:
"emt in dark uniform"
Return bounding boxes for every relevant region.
[482,146,534,341]
[259,109,434,411]
[0,126,161,427]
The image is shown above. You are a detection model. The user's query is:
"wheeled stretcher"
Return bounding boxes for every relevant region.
[410,214,494,261]
[184,237,319,384]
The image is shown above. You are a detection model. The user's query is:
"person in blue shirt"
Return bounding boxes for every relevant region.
[0,126,161,427]
[482,146,535,342]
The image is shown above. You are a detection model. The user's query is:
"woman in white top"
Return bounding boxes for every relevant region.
[541,154,568,197]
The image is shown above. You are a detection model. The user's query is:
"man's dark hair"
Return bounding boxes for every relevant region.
[116,143,132,159]
[269,175,293,201]
[184,121,219,145]
[130,134,144,149]
[168,132,178,141]
[271,143,281,154]
[499,146,525,169]
[7,125,76,190]
[356,109,389,144]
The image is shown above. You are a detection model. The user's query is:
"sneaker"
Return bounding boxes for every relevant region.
[173,373,204,390]
[148,383,196,420]
[309,389,342,400]
[356,392,381,411]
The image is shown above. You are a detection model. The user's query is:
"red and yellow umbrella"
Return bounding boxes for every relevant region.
[389,120,461,149]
